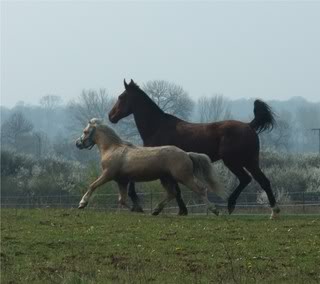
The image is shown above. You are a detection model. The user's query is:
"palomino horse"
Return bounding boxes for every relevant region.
[75,119,225,215]
[109,80,280,219]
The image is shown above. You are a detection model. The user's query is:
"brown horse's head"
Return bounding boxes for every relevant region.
[75,119,100,150]
[109,79,136,123]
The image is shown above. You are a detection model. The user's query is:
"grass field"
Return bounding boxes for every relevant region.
[1,209,320,284]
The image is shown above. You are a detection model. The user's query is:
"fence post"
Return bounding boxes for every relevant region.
[302,192,305,213]
[150,189,153,213]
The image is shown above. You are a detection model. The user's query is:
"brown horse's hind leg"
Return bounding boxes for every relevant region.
[128,182,144,213]
[224,163,252,214]
[175,184,188,216]
[245,165,280,219]
[117,182,131,210]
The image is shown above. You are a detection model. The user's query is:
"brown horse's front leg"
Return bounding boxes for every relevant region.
[128,182,144,213]
[78,170,111,209]
[117,182,131,210]
[175,184,188,216]
[152,178,181,216]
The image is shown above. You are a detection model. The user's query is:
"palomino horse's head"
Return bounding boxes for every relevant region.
[75,119,102,150]
[109,79,136,123]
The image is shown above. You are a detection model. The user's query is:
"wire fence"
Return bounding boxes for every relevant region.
[1,191,320,215]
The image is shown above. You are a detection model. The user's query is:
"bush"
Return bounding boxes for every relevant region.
[1,150,85,197]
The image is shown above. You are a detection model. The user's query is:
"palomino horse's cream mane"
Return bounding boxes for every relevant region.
[89,118,133,146]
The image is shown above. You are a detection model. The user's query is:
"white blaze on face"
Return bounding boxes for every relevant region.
[89,118,103,126]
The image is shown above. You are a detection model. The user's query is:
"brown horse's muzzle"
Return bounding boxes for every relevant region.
[108,110,119,124]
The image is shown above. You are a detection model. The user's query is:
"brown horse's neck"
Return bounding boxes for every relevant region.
[132,94,165,142]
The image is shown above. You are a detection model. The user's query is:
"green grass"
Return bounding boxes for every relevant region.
[1,209,320,284]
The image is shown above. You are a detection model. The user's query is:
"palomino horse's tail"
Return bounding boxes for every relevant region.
[188,153,225,198]
[249,100,276,134]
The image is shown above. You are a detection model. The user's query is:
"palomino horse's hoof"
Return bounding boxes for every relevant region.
[211,209,220,216]
[78,202,88,209]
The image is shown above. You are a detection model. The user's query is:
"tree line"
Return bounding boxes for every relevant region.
[1,80,320,159]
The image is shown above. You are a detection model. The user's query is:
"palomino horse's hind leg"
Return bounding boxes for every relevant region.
[78,170,111,209]
[128,182,144,213]
[152,178,177,216]
[245,165,280,219]
[182,177,219,216]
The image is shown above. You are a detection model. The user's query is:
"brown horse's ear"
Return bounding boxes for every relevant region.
[130,79,134,85]
[124,79,129,90]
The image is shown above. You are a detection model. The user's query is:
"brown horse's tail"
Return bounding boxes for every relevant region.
[249,100,275,134]
[188,153,226,198]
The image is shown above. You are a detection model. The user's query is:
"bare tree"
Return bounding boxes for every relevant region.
[39,95,62,111]
[143,80,194,120]
[1,112,34,145]
[68,89,114,127]
[39,95,62,132]
[295,105,320,152]
[260,111,292,152]
[197,94,232,122]
[68,88,141,143]
[32,131,48,158]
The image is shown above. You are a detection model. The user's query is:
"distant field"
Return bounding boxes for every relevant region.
[1,209,320,284]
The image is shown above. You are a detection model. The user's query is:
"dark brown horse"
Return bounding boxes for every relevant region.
[109,80,280,218]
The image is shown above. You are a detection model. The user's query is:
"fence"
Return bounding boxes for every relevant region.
[1,191,320,215]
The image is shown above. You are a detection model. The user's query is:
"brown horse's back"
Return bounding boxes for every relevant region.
[146,118,259,166]
[212,120,259,165]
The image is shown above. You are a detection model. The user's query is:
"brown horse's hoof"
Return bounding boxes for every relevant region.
[131,206,144,213]
[178,209,188,216]
[227,201,236,215]
[273,206,281,214]
[212,209,220,216]
[152,210,160,216]
[270,206,281,219]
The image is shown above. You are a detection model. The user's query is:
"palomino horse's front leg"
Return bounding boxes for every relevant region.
[78,170,111,209]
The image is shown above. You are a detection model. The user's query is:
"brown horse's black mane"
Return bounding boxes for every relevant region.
[127,81,165,116]
[127,81,275,131]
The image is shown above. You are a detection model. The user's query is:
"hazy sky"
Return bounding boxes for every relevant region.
[1,1,320,107]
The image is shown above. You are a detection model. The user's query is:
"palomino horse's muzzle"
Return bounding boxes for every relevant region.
[76,128,96,150]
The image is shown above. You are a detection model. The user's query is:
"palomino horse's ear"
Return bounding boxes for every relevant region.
[124,79,129,90]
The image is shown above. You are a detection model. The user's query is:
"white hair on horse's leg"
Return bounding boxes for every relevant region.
[89,118,103,125]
